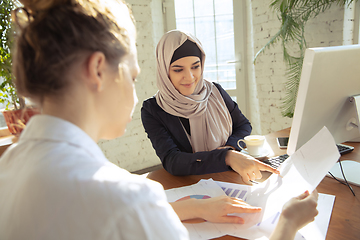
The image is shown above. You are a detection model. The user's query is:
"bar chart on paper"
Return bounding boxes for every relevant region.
[215,180,250,201]
[215,179,335,240]
[222,187,248,200]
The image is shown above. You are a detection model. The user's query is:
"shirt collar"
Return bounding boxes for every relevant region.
[19,114,107,161]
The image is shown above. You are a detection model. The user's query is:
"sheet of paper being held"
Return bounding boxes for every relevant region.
[242,126,340,233]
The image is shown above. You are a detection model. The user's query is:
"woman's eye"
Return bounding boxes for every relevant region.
[192,65,200,69]
[173,69,182,73]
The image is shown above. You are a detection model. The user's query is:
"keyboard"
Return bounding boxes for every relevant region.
[262,154,289,169]
[337,143,354,155]
[262,143,354,169]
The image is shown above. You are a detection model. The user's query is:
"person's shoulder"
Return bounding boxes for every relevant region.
[212,81,226,92]
[141,95,168,118]
[142,95,159,110]
[118,174,165,198]
[212,81,221,88]
[66,156,166,203]
[87,170,166,207]
[211,81,230,99]
[142,95,157,105]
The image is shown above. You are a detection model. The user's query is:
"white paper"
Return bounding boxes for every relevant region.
[165,127,339,240]
[246,127,339,222]
[215,180,335,240]
[165,179,230,240]
[165,178,226,202]
[298,193,335,240]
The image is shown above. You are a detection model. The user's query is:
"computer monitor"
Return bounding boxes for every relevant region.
[287,44,360,186]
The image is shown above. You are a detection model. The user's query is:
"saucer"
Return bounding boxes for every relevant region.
[241,148,269,158]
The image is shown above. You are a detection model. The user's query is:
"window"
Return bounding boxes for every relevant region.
[174,0,236,89]
[163,0,249,116]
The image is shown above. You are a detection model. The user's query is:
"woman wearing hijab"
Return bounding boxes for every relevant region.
[0,3,319,239]
[142,30,278,182]
[0,2,262,239]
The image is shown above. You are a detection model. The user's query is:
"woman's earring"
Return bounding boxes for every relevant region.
[94,84,103,91]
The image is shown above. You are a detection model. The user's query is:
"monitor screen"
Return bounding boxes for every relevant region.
[287,44,360,156]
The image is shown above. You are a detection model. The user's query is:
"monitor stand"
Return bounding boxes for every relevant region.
[327,160,360,187]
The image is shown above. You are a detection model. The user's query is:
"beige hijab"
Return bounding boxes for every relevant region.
[155,30,232,152]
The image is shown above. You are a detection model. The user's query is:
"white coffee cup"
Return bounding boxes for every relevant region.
[237,135,266,157]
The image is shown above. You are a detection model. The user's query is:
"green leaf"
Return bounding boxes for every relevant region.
[255,0,358,117]
[0,0,20,109]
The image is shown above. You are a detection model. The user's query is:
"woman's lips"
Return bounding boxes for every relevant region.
[181,82,195,88]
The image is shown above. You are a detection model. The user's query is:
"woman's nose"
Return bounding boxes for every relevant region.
[184,69,194,80]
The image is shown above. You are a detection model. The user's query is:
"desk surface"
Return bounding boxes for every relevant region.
[147,128,360,240]
[0,135,15,156]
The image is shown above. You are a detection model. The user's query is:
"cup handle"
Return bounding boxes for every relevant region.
[237,139,246,150]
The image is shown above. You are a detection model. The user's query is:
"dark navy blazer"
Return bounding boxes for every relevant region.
[141,82,252,175]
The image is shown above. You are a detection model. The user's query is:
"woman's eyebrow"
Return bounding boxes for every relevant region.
[171,60,200,68]
[171,64,183,68]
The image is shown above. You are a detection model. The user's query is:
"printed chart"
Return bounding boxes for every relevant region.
[176,195,211,201]
[165,180,231,240]
[165,172,335,240]
[214,179,335,240]
[220,186,248,200]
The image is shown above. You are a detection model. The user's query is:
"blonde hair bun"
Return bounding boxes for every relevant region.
[13,0,133,103]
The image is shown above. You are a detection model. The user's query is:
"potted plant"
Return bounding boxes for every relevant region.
[0,0,39,136]
[254,0,358,118]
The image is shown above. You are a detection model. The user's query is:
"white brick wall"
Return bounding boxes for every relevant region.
[98,0,164,172]
[98,0,349,172]
[252,1,345,134]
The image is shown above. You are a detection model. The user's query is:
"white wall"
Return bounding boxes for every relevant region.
[98,0,348,172]
[98,0,164,172]
[251,1,345,134]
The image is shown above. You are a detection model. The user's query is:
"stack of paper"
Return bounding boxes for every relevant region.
[165,127,339,240]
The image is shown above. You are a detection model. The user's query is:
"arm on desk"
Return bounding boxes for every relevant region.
[270,190,319,240]
[170,195,261,224]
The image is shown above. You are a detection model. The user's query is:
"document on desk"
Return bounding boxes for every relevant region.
[165,179,232,240]
[212,180,335,240]
[165,126,339,240]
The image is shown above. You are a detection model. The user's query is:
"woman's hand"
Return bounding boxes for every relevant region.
[280,190,319,230]
[270,190,319,240]
[225,150,280,182]
[170,195,261,224]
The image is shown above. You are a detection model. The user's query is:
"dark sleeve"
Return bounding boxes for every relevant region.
[141,97,231,176]
[213,82,252,150]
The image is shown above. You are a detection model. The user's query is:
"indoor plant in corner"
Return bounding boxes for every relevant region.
[254,0,358,118]
[0,0,39,136]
